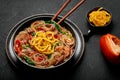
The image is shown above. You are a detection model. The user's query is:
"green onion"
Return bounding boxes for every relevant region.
[22,44,30,49]
[64,31,73,38]
[31,32,36,36]
[45,20,62,33]
[46,54,51,59]
[34,25,38,29]
[22,55,35,65]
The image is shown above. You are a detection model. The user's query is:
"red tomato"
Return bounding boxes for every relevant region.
[100,34,120,64]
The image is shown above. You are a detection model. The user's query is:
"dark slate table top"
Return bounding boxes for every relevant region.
[0,0,120,80]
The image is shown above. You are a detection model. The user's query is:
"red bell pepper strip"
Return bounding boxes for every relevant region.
[14,40,22,54]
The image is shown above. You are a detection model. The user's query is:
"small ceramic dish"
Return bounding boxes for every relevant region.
[87,7,112,30]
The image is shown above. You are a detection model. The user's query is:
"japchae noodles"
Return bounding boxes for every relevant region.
[14,20,75,68]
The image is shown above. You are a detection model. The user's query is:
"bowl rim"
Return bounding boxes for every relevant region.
[6,13,85,70]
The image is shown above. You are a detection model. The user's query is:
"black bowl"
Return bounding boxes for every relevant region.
[87,7,112,32]
[6,14,85,74]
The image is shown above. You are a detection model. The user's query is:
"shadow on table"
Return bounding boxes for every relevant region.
[104,58,120,75]
[100,49,120,77]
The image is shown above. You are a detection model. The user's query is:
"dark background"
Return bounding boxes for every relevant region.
[0,0,120,80]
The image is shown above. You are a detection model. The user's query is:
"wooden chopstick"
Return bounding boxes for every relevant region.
[51,0,71,21]
[57,0,86,24]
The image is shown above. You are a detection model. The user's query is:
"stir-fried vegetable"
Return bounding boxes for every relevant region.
[22,44,30,49]
[14,40,22,54]
[46,54,51,59]
[22,55,35,65]
[31,32,36,36]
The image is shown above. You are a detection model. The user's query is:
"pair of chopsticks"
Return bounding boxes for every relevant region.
[52,0,86,24]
